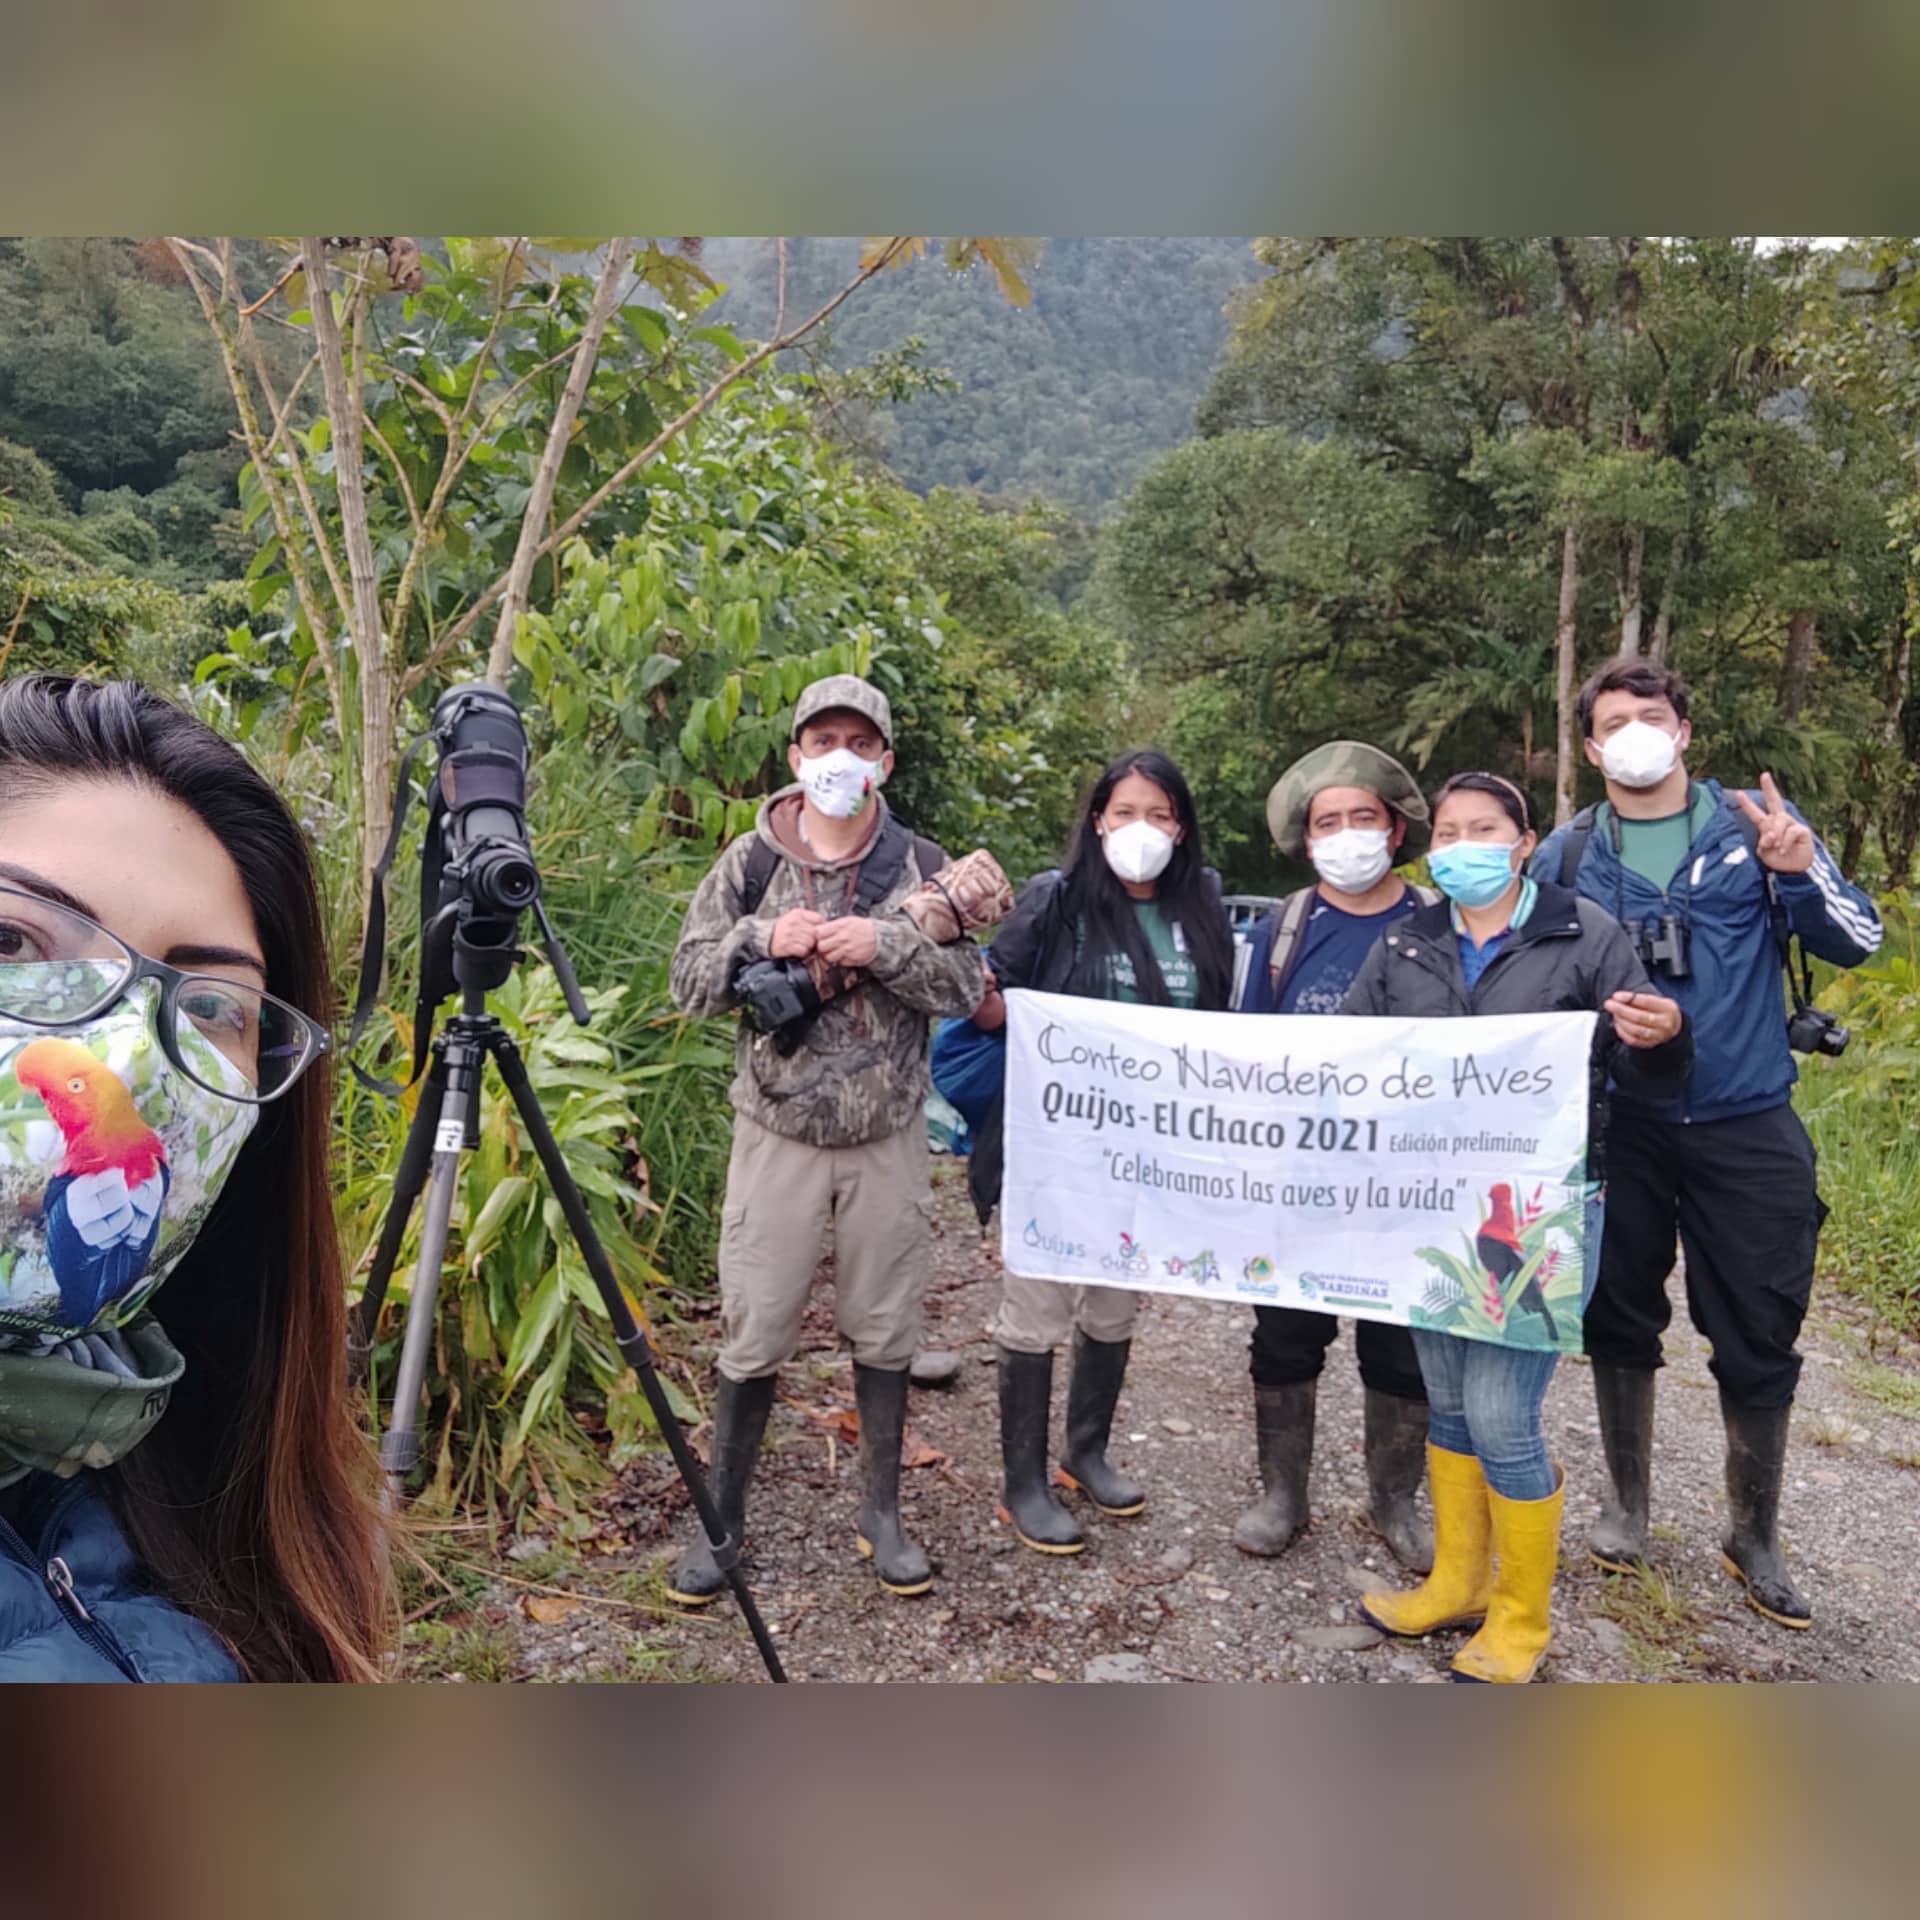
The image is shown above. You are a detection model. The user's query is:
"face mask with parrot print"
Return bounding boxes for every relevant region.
[0,978,257,1350]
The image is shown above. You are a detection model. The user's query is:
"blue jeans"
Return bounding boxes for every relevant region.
[1409,1331,1561,1501]
[1410,1192,1603,1502]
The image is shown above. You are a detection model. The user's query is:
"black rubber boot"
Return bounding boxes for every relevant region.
[997,1347,1083,1554]
[853,1363,933,1596]
[1720,1395,1812,1629]
[665,1372,776,1607]
[1058,1332,1147,1517]
[1232,1381,1314,1557]
[1363,1388,1435,1573]
[1588,1364,1656,1573]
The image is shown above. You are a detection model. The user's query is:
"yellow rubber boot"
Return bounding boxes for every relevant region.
[1359,1446,1492,1638]
[1451,1469,1565,1684]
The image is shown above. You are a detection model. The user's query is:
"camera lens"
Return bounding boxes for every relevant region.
[468,843,539,914]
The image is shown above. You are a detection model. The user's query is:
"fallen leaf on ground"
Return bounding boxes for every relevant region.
[523,1594,582,1625]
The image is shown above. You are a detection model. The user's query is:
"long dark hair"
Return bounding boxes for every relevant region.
[1059,749,1233,1010]
[1432,770,1532,837]
[0,675,387,1681]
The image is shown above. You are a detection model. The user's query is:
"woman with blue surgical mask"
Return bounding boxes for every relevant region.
[0,675,386,1681]
[1342,771,1690,1682]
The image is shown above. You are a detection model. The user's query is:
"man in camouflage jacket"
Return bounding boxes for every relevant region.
[664,674,986,1605]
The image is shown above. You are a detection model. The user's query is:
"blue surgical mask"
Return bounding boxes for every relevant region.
[1428,841,1522,910]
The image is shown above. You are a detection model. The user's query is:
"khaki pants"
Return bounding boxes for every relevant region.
[716,1112,932,1380]
[993,1272,1141,1355]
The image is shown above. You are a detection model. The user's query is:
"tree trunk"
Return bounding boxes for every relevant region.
[1554,523,1581,825]
[1648,527,1686,664]
[304,239,392,901]
[1775,608,1819,722]
[484,237,635,686]
[1616,525,1645,658]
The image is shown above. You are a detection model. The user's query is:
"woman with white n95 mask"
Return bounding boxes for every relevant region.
[968,750,1233,1556]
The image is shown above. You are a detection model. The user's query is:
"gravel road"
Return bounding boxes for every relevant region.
[422,1160,1920,1685]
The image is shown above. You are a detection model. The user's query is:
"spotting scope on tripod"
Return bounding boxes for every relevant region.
[346,682,785,1681]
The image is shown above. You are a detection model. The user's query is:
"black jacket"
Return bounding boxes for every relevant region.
[1342,881,1692,1180]
[967,866,1230,1222]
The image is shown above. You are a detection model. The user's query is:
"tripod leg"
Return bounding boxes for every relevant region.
[487,1028,788,1684]
[379,1065,475,1502]
[348,1048,452,1377]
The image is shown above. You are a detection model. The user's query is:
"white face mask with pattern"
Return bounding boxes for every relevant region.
[796,748,884,820]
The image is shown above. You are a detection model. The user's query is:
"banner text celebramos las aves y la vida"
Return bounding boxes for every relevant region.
[998,991,1600,1355]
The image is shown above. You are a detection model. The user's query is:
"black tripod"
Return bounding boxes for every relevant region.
[349,943,787,1684]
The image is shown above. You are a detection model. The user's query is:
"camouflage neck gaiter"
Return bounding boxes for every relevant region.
[0,1315,185,1489]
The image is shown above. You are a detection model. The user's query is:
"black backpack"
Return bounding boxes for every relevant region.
[737,815,946,918]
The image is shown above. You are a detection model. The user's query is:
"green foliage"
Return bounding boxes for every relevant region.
[1799,898,1920,1341]
[708,237,1258,514]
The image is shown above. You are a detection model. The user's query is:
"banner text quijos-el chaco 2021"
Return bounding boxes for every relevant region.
[999,990,1599,1354]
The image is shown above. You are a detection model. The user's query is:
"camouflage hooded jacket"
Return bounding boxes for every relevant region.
[670,787,988,1147]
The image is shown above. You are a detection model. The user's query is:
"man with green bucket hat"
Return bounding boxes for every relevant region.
[1234,740,1439,1570]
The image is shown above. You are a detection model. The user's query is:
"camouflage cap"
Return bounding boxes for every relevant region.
[792,674,892,746]
[1266,740,1430,857]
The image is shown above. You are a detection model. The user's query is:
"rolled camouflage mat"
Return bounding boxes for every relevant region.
[899,848,1016,944]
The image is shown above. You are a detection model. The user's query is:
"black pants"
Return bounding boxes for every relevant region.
[1587,1103,1825,1410]
[1249,1307,1426,1400]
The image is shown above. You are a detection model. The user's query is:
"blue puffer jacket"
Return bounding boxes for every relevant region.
[0,1474,242,1683]
[1533,780,1882,1125]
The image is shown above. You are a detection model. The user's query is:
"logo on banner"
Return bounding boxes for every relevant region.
[1297,1270,1395,1312]
[1162,1248,1222,1289]
[1102,1232,1151,1277]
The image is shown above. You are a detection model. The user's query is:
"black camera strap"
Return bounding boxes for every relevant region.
[344,732,438,1098]
[738,814,942,917]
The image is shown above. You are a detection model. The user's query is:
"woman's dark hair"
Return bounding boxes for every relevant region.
[1432,771,1532,837]
[1059,750,1233,1011]
[0,675,387,1681]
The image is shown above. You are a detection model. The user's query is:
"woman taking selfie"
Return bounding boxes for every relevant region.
[1347,772,1689,1682]
[0,674,386,1681]
[970,750,1233,1555]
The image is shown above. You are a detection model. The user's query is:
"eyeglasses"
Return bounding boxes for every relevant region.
[0,884,329,1105]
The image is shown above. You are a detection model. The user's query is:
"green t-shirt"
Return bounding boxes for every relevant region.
[1611,787,1719,894]
[1102,900,1200,1008]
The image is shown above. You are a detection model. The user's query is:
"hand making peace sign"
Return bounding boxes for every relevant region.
[1732,772,1816,875]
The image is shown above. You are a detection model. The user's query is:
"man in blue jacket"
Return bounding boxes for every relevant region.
[1534,661,1882,1631]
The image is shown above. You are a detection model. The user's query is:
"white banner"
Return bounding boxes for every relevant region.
[1000,991,1599,1354]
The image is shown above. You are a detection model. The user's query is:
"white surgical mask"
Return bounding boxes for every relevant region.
[795,747,884,819]
[1102,820,1176,886]
[1309,827,1393,895]
[1600,720,1682,790]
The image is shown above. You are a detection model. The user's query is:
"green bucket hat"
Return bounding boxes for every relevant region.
[1266,741,1430,858]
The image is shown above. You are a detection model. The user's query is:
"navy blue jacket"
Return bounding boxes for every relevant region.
[1533,780,1882,1124]
[0,1474,242,1683]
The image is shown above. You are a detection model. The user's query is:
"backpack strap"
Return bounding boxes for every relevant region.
[736,815,935,918]
[738,837,780,916]
[1559,805,1600,889]
[1266,887,1318,997]
[1410,884,1442,907]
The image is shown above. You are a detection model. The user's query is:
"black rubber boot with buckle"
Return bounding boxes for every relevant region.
[1232,1381,1314,1557]
[1363,1387,1435,1572]
[1057,1332,1147,1517]
[853,1362,933,1597]
[1588,1364,1656,1574]
[1719,1393,1812,1629]
[996,1346,1083,1554]
[665,1372,776,1607]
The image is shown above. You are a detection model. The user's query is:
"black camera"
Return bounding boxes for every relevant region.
[1633,914,1692,981]
[734,956,824,1055]
[1788,1003,1851,1058]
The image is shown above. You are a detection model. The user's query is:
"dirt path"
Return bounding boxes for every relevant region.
[413,1159,1920,1684]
